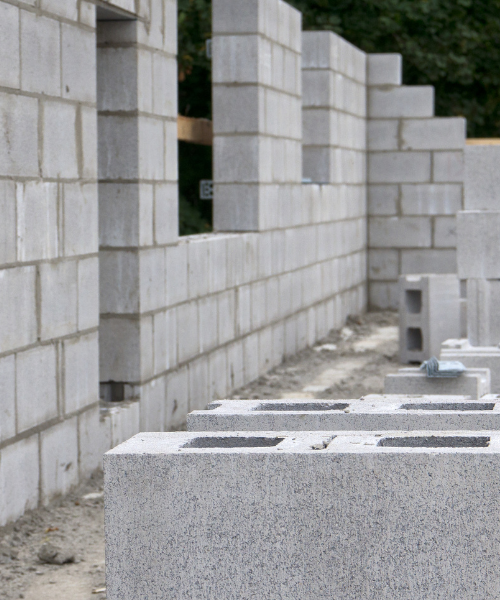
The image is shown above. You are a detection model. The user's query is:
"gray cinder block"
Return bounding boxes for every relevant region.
[187,396,500,432]
[457,211,500,279]
[105,430,500,600]
[467,279,500,347]
[367,53,402,86]
[441,338,500,393]
[464,145,500,210]
[399,274,460,363]
[385,367,490,398]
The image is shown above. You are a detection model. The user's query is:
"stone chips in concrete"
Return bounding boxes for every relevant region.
[105,431,500,600]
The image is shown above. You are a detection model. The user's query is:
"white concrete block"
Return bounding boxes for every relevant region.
[62,24,96,102]
[368,185,398,215]
[457,211,500,279]
[369,281,399,310]
[0,3,20,89]
[400,184,462,215]
[41,418,79,505]
[80,1,96,27]
[367,53,402,86]
[16,345,58,433]
[369,249,399,280]
[208,348,228,401]
[227,342,245,391]
[21,11,60,96]
[369,86,434,118]
[176,301,199,363]
[140,377,166,432]
[188,356,209,411]
[433,151,464,183]
[243,332,260,384]
[140,315,154,381]
[212,0,259,34]
[367,120,399,151]
[207,235,228,294]
[154,183,178,245]
[433,216,456,248]
[0,181,16,266]
[218,290,236,344]
[63,184,98,257]
[81,105,98,180]
[467,279,500,347]
[97,46,138,112]
[166,242,188,306]
[164,119,178,183]
[401,249,456,275]
[152,53,177,117]
[385,368,490,398]
[369,217,431,248]
[64,332,99,414]
[369,152,431,183]
[41,0,78,19]
[441,342,500,392]
[0,355,16,443]
[198,296,218,353]
[43,101,79,179]
[98,115,138,180]
[109,400,141,449]
[212,35,263,85]
[138,116,165,181]
[0,436,39,526]
[140,248,166,313]
[78,405,106,478]
[78,257,99,331]
[464,145,500,210]
[165,367,189,430]
[187,239,210,299]
[40,260,78,340]
[0,92,38,177]
[153,308,177,374]
[0,266,37,353]
[401,118,465,151]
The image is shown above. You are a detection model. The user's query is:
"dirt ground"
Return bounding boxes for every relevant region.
[0,310,400,600]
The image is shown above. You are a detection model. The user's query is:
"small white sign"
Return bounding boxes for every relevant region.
[200,180,213,200]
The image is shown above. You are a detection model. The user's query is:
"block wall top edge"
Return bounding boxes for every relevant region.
[105,430,500,455]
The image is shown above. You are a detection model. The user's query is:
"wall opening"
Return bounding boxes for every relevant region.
[405,290,422,314]
[406,327,423,351]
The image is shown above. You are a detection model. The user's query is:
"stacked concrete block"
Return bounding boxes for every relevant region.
[384,367,490,398]
[212,0,303,231]
[398,274,460,363]
[441,339,500,393]
[367,53,466,309]
[105,431,500,600]
[188,396,500,432]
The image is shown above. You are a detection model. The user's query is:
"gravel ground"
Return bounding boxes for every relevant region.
[0,310,400,600]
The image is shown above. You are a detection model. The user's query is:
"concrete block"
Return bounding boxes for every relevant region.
[400,184,462,215]
[0,3,20,89]
[0,266,37,353]
[78,405,106,478]
[0,92,38,177]
[99,317,140,382]
[369,152,431,183]
[441,340,500,393]
[64,332,99,414]
[152,53,178,117]
[367,185,398,216]
[457,211,500,279]
[0,436,39,526]
[213,85,261,135]
[164,119,179,183]
[368,249,399,281]
[369,217,432,248]
[385,367,490,398]
[433,216,456,248]
[399,274,460,363]
[140,377,166,432]
[177,301,199,363]
[212,35,268,86]
[21,11,60,96]
[109,400,141,449]
[154,183,178,245]
[213,184,260,232]
[401,249,457,275]
[41,0,78,19]
[80,1,96,27]
[63,184,98,257]
[467,279,500,347]
[218,290,236,344]
[78,257,99,331]
[188,356,209,411]
[98,115,138,180]
[99,184,138,247]
[464,145,500,210]
[105,430,500,600]
[208,235,228,294]
[369,281,399,310]
[138,116,165,181]
[43,101,79,179]
[368,86,434,118]
[62,24,96,102]
[243,332,260,384]
[198,296,218,353]
[433,151,464,183]
[40,260,78,340]
[401,118,465,151]
[208,348,228,401]
[165,367,189,430]
[140,315,154,381]
[81,105,98,180]
[367,119,399,151]
[227,342,245,391]
[97,46,138,112]
[165,242,188,306]
[140,248,166,312]
[0,355,16,443]
[0,181,16,265]
[212,0,259,34]
[188,239,209,299]
[41,418,79,505]
[16,345,58,433]
[367,53,402,86]
[188,396,500,432]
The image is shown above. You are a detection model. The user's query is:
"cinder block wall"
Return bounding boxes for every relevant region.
[367,54,466,309]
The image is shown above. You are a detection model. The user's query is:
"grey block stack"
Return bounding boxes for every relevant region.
[105,431,500,600]
[398,273,460,363]
[384,367,490,398]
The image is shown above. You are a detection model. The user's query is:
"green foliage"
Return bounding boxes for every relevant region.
[177,0,500,233]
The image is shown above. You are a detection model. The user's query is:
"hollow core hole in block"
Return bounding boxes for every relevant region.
[406,327,423,351]
[182,436,285,449]
[405,289,422,314]
[401,403,495,411]
[254,402,349,412]
[378,436,490,448]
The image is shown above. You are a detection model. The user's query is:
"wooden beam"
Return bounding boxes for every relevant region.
[178,116,213,146]
[466,138,500,145]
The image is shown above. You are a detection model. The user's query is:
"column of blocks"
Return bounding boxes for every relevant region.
[105,431,500,600]
[212,0,302,231]
[187,396,500,432]
[367,53,466,309]
[398,274,460,363]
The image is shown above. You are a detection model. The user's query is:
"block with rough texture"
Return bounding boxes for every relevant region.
[188,396,500,432]
[106,430,500,600]
[385,367,490,398]
[464,145,500,210]
[457,211,500,279]
[399,274,460,363]
[441,339,500,393]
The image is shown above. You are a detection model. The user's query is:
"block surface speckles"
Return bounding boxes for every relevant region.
[105,430,500,600]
